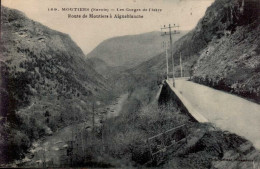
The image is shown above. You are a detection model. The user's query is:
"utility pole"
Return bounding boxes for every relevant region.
[180,52,183,77]
[240,0,245,15]
[92,102,95,137]
[42,147,46,168]
[92,101,100,141]
[81,129,85,159]
[101,115,106,152]
[162,41,169,79]
[69,112,76,167]
[68,141,73,167]
[161,24,180,87]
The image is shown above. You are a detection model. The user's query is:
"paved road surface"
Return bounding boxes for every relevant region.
[169,78,260,149]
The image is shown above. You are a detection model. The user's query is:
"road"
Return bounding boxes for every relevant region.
[168,78,260,149]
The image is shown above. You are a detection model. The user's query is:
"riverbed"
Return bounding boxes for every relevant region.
[17,93,129,167]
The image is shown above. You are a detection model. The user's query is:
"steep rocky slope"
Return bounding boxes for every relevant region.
[86,31,187,69]
[131,0,260,103]
[0,6,109,164]
[192,0,260,103]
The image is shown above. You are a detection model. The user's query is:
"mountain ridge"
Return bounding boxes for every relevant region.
[0,6,110,163]
[86,30,187,69]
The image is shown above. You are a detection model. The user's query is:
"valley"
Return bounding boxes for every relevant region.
[15,93,128,167]
[1,0,260,168]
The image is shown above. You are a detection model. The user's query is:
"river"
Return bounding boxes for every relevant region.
[16,93,129,167]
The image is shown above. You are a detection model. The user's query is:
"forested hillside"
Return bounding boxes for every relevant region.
[0,6,109,163]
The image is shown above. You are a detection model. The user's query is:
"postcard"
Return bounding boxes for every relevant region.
[1,0,260,168]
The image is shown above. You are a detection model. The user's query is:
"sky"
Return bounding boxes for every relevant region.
[2,0,214,54]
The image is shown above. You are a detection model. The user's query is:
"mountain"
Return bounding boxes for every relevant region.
[86,31,187,69]
[86,57,125,79]
[130,0,260,103]
[192,0,260,103]
[0,6,109,163]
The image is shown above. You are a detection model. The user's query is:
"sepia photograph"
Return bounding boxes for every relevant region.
[0,0,260,168]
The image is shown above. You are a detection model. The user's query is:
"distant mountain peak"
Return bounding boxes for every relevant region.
[86,31,187,69]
